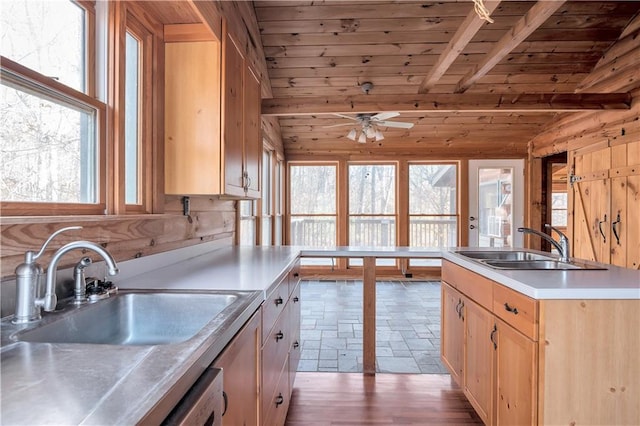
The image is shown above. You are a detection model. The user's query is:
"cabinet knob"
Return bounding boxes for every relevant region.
[275,331,284,341]
[293,296,299,303]
[293,340,300,349]
[275,297,284,306]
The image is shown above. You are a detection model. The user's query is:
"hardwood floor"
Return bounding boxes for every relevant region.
[285,373,482,425]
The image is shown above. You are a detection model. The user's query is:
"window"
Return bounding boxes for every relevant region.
[274,158,284,246]
[348,163,396,266]
[409,163,458,266]
[0,0,105,215]
[119,12,153,213]
[238,200,257,246]
[261,150,273,246]
[289,163,337,264]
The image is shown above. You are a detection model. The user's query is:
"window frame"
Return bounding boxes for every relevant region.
[347,161,398,267]
[113,8,155,214]
[0,56,107,215]
[287,161,339,249]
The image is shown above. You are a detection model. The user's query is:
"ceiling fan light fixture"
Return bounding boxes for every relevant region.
[365,125,376,139]
[374,130,385,141]
[357,132,367,144]
[346,128,357,141]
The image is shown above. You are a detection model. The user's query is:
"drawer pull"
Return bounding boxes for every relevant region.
[293,340,300,349]
[293,272,299,278]
[293,296,299,303]
[275,331,284,341]
[490,324,497,350]
[275,393,284,406]
[222,390,228,417]
[504,303,519,315]
[275,297,284,306]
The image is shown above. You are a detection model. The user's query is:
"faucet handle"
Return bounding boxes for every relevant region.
[27,226,83,263]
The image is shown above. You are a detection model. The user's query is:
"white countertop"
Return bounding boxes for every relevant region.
[441,249,640,300]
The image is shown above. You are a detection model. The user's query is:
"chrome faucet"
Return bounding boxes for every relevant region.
[517,224,570,263]
[43,241,119,312]
[12,226,119,324]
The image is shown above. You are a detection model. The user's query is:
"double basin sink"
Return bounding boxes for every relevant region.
[455,250,606,270]
[7,290,249,346]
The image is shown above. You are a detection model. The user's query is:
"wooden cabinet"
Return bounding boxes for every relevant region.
[571,139,640,268]
[442,259,639,425]
[261,260,301,426]
[441,260,537,426]
[441,283,464,386]
[222,29,261,198]
[164,23,261,198]
[494,318,537,425]
[463,298,495,425]
[213,310,261,426]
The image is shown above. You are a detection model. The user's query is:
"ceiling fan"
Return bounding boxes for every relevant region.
[326,111,415,143]
[324,82,415,143]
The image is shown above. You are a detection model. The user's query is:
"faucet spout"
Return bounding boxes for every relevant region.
[39,241,119,312]
[517,225,571,262]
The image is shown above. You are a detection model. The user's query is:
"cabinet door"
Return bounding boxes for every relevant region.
[441,283,464,386]
[243,65,261,198]
[495,318,537,425]
[213,310,261,426]
[464,298,494,425]
[165,41,221,195]
[222,31,246,197]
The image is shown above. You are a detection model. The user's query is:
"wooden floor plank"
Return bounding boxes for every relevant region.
[285,373,482,425]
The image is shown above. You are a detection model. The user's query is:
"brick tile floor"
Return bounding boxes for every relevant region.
[298,280,448,374]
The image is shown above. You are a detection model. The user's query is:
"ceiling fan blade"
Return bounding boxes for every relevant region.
[371,112,400,121]
[323,123,356,128]
[331,113,358,121]
[377,120,414,129]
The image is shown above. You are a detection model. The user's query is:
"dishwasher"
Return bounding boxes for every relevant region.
[162,367,224,426]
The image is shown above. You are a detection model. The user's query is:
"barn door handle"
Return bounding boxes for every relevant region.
[490,324,497,350]
[598,214,607,243]
[612,213,621,245]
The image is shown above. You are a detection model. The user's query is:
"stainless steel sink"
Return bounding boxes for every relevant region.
[455,250,554,261]
[481,259,606,270]
[15,292,239,345]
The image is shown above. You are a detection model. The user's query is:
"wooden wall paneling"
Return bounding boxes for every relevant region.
[524,155,544,251]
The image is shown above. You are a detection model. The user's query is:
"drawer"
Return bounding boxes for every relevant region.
[262,303,290,407]
[262,359,290,426]
[442,260,493,310]
[262,275,289,343]
[493,283,538,340]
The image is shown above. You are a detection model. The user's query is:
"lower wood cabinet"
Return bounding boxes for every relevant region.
[261,261,301,426]
[442,259,639,425]
[213,310,261,426]
[213,260,302,426]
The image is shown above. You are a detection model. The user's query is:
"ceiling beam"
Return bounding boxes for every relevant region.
[454,0,566,93]
[417,0,502,94]
[261,93,631,116]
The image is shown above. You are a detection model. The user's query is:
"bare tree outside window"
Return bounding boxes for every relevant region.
[289,164,337,249]
[1,0,98,205]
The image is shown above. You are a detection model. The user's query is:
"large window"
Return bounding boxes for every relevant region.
[409,163,458,266]
[1,0,105,214]
[349,163,396,266]
[261,149,273,246]
[289,163,337,250]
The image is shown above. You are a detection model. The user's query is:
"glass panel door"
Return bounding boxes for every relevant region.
[469,160,524,247]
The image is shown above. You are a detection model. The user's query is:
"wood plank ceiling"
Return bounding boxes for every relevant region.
[253,1,640,159]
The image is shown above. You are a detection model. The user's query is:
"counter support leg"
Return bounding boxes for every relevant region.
[363,256,376,375]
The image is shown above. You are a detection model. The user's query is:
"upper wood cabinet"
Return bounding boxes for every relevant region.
[164,23,261,198]
[222,30,261,198]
